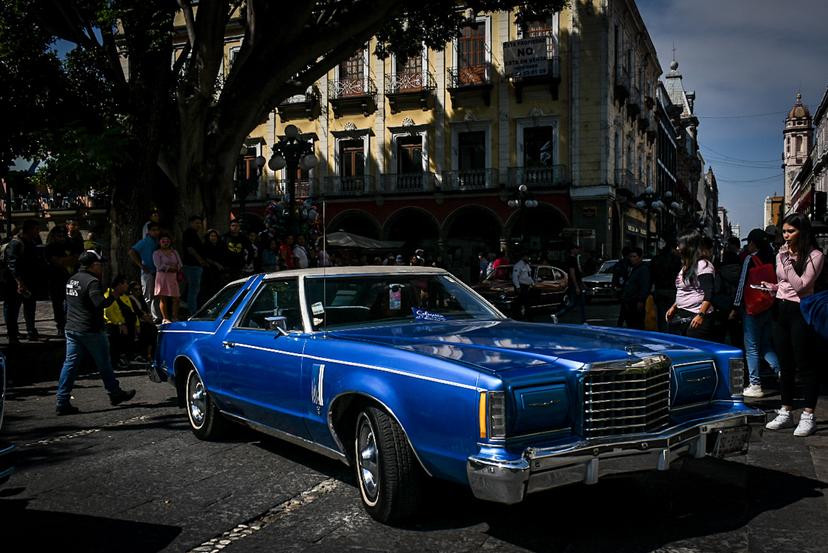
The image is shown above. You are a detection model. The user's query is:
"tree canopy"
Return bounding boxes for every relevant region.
[1,0,566,268]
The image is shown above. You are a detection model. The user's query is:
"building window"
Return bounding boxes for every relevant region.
[458,131,487,172]
[339,139,365,177]
[396,136,423,174]
[339,48,366,96]
[457,24,487,85]
[524,18,558,58]
[523,126,555,167]
[395,53,424,91]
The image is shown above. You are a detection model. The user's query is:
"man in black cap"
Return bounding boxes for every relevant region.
[55,250,136,415]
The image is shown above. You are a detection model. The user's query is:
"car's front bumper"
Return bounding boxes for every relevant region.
[584,285,616,298]
[467,408,766,504]
[0,440,16,484]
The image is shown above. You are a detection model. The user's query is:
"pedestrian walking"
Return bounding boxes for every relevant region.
[293,235,309,269]
[128,222,161,323]
[2,219,41,342]
[511,251,534,320]
[44,226,77,337]
[55,250,136,415]
[153,233,183,324]
[181,216,209,314]
[649,240,682,332]
[619,247,650,330]
[557,244,586,323]
[731,228,780,398]
[764,213,826,437]
[666,231,715,340]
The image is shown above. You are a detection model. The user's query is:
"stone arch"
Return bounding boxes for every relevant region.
[383,207,440,253]
[503,202,569,253]
[442,204,503,282]
[326,209,382,239]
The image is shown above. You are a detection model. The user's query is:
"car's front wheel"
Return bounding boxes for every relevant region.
[185,366,229,440]
[354,406,423,523]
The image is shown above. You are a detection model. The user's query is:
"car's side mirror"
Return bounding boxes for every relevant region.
[265,316,289,337]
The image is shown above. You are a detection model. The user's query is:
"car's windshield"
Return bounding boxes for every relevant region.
[304,274,501,330]
[598,261,617,273]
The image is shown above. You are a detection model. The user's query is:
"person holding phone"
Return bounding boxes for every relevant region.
[764,214,825,436]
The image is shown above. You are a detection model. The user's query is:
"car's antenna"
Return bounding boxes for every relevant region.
[322,198,327,329]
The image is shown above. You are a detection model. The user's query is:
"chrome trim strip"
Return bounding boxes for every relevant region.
[220,411,348,463]
[231,342,480,391]
[327,391,434,477]
[160,330,214,335]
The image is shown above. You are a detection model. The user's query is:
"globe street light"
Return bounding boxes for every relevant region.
[507,184,538,247]
[269,124,318,234]
[634,186,680,255]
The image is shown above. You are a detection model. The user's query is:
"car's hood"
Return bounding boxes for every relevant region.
[327,320,701,374]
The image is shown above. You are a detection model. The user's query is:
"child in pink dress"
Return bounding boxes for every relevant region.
[153,234,183,323]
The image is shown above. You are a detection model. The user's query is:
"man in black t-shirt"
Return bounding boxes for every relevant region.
[222,220,249,280]
[55,250,136,415]
[181,215,209,313]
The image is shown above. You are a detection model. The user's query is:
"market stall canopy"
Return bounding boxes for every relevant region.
[324,231,404,250]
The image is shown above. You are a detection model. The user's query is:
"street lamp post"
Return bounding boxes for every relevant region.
[507,184,538,249]
[635,186,680,255]
[268,124,318,235]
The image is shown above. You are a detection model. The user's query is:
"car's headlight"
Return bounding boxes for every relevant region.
[479,391,506,440]
[729,358,745,397]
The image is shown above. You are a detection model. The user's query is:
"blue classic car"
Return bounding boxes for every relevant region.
[155,266,765,523]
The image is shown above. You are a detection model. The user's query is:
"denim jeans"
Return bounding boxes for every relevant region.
[182,265,203,314]
[56,331,121,406]
[743,308,780,385]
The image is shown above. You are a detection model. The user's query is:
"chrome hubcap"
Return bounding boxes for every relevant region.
[188,372,206,427]
[357,415,379,501]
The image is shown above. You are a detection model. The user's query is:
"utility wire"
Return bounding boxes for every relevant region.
[698,110,788,120]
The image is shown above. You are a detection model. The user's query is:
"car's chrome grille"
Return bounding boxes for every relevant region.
[583,359,671,439]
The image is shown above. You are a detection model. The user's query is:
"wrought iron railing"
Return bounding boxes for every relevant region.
[327,77,378,100]
[507,165,569,189]
[321,175,375,196]
[447,63,493,88]
[441,168,497,191]
[379,172,438,193]
[385,71,436,95]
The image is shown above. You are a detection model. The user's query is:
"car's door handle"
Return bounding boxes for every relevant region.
[222,341,235,349]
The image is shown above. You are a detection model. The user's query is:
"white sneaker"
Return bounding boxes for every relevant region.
[742,384,764,398]
[794,412,817,437]
[766,409,794,430]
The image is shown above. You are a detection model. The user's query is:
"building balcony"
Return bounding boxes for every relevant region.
[385,72,435,113]
[615,169,644,196]
[626,85,641,119]
[277,89,321,121]
[271,178,316,199]
[614,67,630,103]
[447,63,493,106]
[441,168,497,191]
[379,172,438,193]
[320,175,375,196]
[507,165,569,189]
[328,78,378,117]
[509,57,561,103]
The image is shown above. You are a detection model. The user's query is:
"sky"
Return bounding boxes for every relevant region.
[637,0,828,237]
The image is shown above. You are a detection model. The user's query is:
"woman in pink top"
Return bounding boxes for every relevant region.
[666,231,715,340]
[763,213,825,437]
[153,233,183,324]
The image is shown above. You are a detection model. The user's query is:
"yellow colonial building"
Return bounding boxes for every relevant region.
[202,0,662,273]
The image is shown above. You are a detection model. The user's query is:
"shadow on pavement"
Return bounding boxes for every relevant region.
[0,498,181,552]
[397,458,827,551]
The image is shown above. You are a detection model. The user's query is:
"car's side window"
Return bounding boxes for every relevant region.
[537,267,553,281]
[237,278,303,331]
[190,283,244,321]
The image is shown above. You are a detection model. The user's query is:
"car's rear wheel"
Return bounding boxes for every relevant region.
[185,367,229,440]
[354,406,423,523]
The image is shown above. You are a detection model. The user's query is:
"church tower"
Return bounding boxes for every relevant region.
[783,93,813,210]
